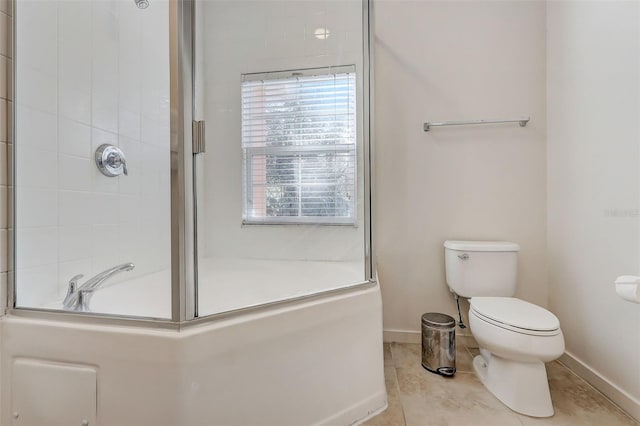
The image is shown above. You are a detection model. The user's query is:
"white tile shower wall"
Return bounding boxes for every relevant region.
[15,0,171,308]
[374,1,548,338]
[0,0,10,310]
[201,0,366,263]
[547,1,640,417]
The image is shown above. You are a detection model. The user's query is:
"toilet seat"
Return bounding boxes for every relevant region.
[470,297,560,336]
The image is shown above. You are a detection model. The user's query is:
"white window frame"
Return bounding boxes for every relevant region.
[241,66,357,226]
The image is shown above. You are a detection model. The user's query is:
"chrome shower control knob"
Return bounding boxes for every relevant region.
[95,144,128,177]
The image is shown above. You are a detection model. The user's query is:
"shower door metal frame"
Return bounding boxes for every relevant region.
[6,0,376,327]
[363,0,375,282]
[170,0,196,322]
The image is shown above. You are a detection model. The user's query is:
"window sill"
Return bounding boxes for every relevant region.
[242,219,357,227]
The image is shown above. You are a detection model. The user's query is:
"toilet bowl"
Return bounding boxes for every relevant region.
[444,240,565,417]
[469,297,564,418]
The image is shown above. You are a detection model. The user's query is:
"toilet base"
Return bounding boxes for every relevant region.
[473,354,554,417]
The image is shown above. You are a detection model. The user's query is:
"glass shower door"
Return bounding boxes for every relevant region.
[193,0,371,317]
[14,0,172,319]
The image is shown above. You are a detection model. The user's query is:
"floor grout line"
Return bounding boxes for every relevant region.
[387,343,407,426]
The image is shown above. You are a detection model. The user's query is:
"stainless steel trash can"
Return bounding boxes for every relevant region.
[421,313,456,376]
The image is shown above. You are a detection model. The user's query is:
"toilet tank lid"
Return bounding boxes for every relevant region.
[444,240,520,252]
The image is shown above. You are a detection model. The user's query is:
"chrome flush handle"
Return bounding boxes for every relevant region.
[95,144,128,177]
[458,253,470,260]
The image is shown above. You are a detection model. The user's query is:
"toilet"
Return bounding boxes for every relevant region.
[444,240,564,418]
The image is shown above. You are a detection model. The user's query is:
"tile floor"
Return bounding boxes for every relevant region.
[364,338,639,426]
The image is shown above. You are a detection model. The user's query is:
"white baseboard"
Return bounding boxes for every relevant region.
[382,329,420,344]
[560,351,640,422]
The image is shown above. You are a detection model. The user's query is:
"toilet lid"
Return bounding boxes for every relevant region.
[470,297,560,332]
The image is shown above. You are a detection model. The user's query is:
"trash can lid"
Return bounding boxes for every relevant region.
[421,312,455,328]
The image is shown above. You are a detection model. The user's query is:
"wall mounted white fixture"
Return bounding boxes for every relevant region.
[614,276,640,303]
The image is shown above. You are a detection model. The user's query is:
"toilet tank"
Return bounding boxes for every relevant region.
[444,240,520,298]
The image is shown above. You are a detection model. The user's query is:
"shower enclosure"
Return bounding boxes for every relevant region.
[13,0,373,320]
[3,0,383,424]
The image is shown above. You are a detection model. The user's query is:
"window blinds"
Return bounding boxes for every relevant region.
[241,66,357,224]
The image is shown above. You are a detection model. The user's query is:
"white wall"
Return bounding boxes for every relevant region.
[547,1,640,417]
[15,0,171,308]
[200,0,366,263]
[374,0,548,339]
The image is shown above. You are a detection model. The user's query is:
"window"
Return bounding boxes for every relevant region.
[241,66,357,225]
